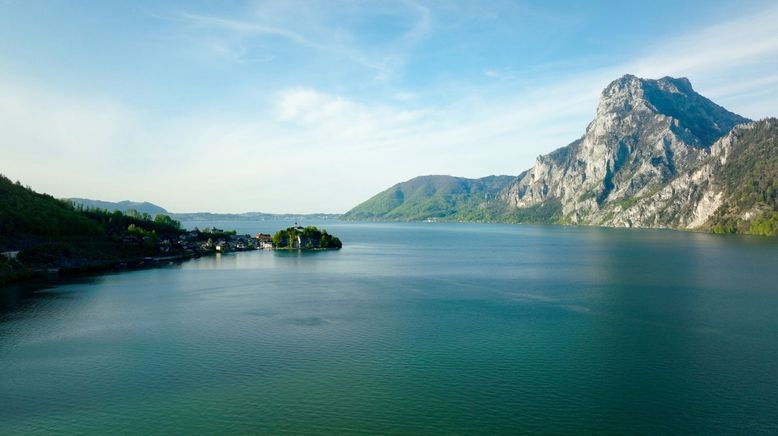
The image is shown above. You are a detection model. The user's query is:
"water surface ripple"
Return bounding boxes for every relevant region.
[1,221,778,434]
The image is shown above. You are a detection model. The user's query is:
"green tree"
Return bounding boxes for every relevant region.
[125,209,141,219]
[154,214,182,230]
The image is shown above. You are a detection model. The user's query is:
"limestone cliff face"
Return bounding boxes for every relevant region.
[501,75,750,228]
[607,119,778,231]
[348,75,776,233]
[598,125,739,228]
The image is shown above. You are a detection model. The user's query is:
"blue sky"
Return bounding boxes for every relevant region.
[2,0,778,213]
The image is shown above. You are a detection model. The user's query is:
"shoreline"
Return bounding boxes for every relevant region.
[0,250,212,289]
[0,245,342,289]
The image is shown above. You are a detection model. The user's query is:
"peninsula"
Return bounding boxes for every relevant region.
[0,175,262,285]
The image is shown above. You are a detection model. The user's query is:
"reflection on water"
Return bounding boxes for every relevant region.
[1,221,778,434]
[0,275,102,317]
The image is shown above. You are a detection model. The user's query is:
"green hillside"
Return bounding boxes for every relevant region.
[0,175,184,284]
[343,175,515,222]
[707,119,778,235]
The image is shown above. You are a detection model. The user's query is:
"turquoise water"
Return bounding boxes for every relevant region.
[2,221,778,434]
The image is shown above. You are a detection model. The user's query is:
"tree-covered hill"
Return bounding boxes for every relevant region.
[0,177,104,246]
[707,119,778,235]
[342,175,515,222]
[0,175,185,284]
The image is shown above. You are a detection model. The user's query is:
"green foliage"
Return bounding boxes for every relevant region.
[711,223,737,234]
[748,212,778,236]
[78,208,182,238]
[0,175,102,248]
[154,214,182,230]
[504,199,564,224]
[343,175,515,222]
[340,174,570,225]
[271,226,342,249]
[125,209,139,218]
[0,174,190,271]
[126,224,158,244]
[271,231,285,247]
[707,119,778,235]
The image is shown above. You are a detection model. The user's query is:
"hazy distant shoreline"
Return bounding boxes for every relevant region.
[170,212,342,222]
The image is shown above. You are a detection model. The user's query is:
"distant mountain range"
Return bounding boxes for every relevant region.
[171,212,341,222]
[69,198,169,216]
[345,75,778,235]
[68,198,340,222]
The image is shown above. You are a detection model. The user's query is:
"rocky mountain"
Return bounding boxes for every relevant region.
[69,198,168,216]
[343,175,514,221]
[502,75,750,225]
[690,119,778,235]
[346,75,778,235]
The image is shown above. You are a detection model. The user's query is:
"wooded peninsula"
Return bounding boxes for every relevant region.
[0,175,342,286]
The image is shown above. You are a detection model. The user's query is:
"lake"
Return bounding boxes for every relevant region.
[1,221,778,434]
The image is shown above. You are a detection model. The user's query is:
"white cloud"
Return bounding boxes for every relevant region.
[277,88,352,122]
[0,77,142,201]
[3,3,778,214]
[0,80,131,157]
[178,0,432,79]
[622,4,778,118]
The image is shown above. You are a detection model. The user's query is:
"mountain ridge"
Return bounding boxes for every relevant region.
[69,198,169,216]
[345,75,777,235]
[68,198,340,221]
[342,175,515,221]
[502,74,750,225]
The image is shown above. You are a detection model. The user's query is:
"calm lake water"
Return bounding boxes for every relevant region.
[2,221,778,434]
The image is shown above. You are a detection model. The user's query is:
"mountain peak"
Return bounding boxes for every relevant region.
[505,73,752,221]
[657,76,693,91]
[596,74,749,147]
[600,74,692,106]
[604,74,692,94]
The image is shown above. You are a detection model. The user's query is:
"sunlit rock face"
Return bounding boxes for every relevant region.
[501,74,750,228]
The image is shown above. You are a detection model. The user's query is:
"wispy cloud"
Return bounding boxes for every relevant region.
[3,2,778,213]
[623,3,778,112]
[181,12,315,49]
[177,0,432,79]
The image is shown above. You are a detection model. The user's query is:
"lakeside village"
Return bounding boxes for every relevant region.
[0,178,343,285]
[0,224,341,284]
[159,223,342,258]
[164,227,273,255]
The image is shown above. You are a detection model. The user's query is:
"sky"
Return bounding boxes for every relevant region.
[2,0,778,213]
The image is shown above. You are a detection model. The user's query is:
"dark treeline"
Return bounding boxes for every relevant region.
[0,174,183,248]
[0,174,187,284]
